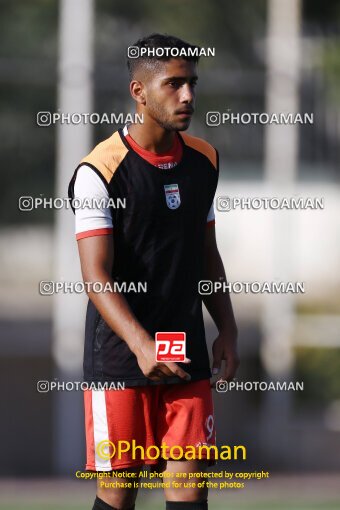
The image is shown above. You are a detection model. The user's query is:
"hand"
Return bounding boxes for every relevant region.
[133,338,191,382]
[211,331,240,388]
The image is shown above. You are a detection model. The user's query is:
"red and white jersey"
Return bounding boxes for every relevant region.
[68,127,219,386]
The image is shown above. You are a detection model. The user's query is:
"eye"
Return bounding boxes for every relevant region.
[168,81,180,89]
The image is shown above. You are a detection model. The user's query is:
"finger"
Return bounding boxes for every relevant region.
[148,374,162,382]
[165,362,191,380]
[153,368,169,381]
[147,367,164,382]
[156,364,174,377]
[212,355,222,376]
[156,359,191,378]
[224,356,240,381]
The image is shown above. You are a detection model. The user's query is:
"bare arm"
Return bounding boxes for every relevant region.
[77,234,190,381]
[202,226,240,382]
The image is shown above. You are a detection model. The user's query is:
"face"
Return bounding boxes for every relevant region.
[141,58,197,131]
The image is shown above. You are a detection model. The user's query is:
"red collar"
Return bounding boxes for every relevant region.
[125,132,183,168]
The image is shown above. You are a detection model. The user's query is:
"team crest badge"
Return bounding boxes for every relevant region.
[164,184,181,210]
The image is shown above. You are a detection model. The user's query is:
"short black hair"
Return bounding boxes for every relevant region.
[127,33,200,80]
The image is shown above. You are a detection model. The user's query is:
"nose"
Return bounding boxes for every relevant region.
[180,83,194,104]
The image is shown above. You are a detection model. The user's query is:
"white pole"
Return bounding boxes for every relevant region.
[262,0,301,462]
[265,0,301,182]
[53,0,94,473]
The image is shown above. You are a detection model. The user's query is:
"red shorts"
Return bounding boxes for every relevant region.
[84,379,215,471]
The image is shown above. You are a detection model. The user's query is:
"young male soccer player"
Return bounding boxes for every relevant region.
[68,33,239,510]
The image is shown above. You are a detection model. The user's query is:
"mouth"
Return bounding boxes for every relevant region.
[176,109,194,118]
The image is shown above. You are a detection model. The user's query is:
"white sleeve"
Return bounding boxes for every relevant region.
[207,202,215,225]
[73,165,113,240]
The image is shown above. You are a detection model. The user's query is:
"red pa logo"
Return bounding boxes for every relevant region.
[155,332,186,362]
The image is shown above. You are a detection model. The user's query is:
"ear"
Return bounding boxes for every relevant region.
[130,80,146,105]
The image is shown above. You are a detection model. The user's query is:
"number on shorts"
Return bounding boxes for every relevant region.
[206,414,214,441]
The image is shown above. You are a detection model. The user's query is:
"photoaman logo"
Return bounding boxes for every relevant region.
[95,439,247,461]
[155,332,186,362]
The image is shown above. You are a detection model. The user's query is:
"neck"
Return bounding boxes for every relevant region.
[128,115,176,154]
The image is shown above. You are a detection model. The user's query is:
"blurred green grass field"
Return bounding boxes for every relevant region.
[1,476,339,510]
[2,502,340,510]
